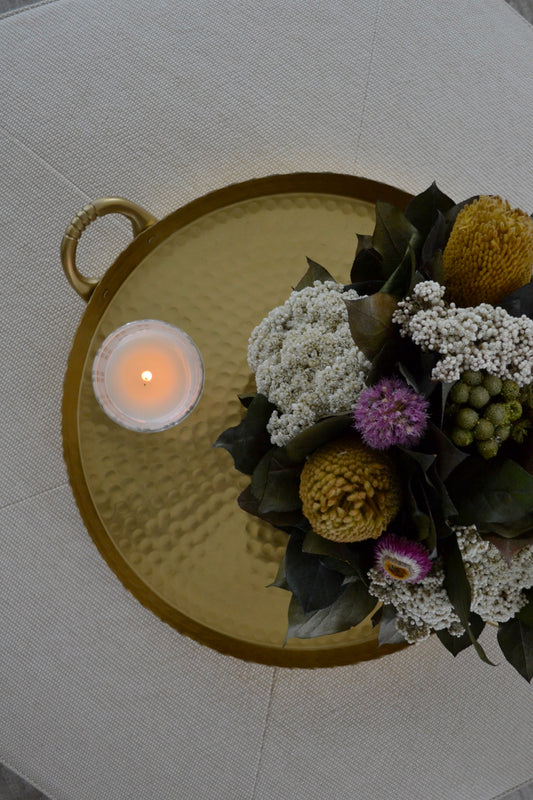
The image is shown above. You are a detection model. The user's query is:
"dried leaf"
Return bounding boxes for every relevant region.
[250,448,302,513]
[295,257,335,291]
[404,182,455,241]
[436,613,485,656]
[448,457,533,538]
[498,618,533,682]
[284,413,352,463]
[344,292,398,361]
[286,581,377,641]
[378,605,407,646]
[213,394,276,475]
[440,535,495,665]
[372,201,420,276]
[285,534,346,614]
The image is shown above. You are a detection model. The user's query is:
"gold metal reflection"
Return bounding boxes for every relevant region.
[62,173,412,667]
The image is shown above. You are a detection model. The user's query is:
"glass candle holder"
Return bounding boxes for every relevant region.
[92,320,204,432]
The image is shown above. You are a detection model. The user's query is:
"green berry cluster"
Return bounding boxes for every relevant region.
[446,370,532,459]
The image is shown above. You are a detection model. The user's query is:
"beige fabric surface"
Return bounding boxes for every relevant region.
[1,1,533,799]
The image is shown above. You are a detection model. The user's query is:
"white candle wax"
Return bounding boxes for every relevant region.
[92,320,204,432]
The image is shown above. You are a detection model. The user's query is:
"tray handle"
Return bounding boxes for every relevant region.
[61,197,158,302]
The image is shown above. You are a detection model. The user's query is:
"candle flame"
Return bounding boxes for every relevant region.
[141,370,153,383]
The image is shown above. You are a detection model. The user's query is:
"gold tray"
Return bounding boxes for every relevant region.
[62,173,413,667]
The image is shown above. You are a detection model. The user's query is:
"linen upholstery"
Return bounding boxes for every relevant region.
[1,1,533,798]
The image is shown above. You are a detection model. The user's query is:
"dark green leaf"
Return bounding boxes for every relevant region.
[414,484,437,550]
[365,336,403,386]
[498,618,533,681]
[302,529,348,560]
[419,211,447,285]
[213,394,276,475]
[421,210,447,266]
[355,233,373,255]
[319,557,359,578]
[427,465,458,523]
[511,429,533,476]
[439,381,456,427]
[250,448,302,513]
[343,280,384,296]
[516,590,533,628]
[238,485,308,532]
[380,243,415,298]
[285,535,346,614]
[372,202,420,275]
[395,449,437,548]
[440,535,495,665]
[378,604,407,645]
[284,413,352,463]
[295,257,335,291]
[286,581,377,640]
[371,606,383,628]
[444,196,478,240]
[448,457,533,537]
[398,447,436,476]
[344,292,398,361]
[441,535,471,622]
[436,613,485,656]
[395,341,439,399]
[269,554,289,590]
[350,247,386,284]
[425,250,445,285]
[238,393,257,408]
[426,423,469,482]
[404,182,455,241]
[301,530,373,583]
[497,280,533,320]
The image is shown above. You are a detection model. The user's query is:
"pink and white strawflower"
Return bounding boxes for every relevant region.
[374,533,433,583]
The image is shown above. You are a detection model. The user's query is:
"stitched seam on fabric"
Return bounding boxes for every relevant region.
[490,777,533,800]
[352,0,381,176]
[0,122,132,237]
[250,667,277,800]
[0,0,62,21]
[0,122,94,198]
[0,482,70,512]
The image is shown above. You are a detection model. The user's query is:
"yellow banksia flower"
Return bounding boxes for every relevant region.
[443,195,533,307]
[299,436,401,543]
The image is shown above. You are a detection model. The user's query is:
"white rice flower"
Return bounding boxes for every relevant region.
[368,525,533,643]
[393,281,533,385]
[248,281,370,446]
[458,526,533,623]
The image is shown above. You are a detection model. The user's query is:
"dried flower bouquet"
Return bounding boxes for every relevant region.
[215,184,533,680]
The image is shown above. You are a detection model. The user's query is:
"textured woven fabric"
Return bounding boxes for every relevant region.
[1,1,533,799]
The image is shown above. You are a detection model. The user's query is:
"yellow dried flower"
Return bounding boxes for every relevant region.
[443,195,533,307]
[299,436,401,543]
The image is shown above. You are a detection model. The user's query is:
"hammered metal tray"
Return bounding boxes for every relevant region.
[62,173,412,666]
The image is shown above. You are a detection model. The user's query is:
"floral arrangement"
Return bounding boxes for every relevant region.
[215,184,533,680]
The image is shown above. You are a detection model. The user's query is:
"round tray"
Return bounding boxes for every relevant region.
[62,172,413,667]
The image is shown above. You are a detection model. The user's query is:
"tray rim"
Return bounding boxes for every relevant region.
[62,171,413,667]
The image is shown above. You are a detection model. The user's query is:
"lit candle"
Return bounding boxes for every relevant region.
[92,320,204,432]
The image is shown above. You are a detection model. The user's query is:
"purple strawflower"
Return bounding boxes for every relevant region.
[374,533,433,582]
[353,377,429,449]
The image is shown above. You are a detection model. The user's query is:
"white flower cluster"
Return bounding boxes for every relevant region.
[368,561,462,644]
[247,281,370,446]
[458,526,533,623]
[368,525,533,644]
[392,281,533,385]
